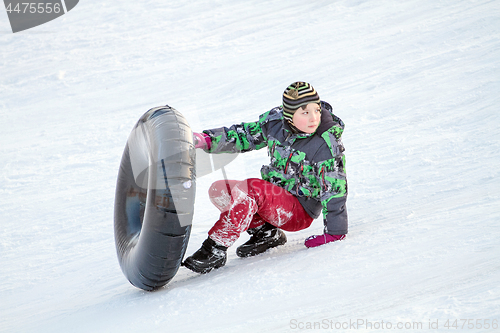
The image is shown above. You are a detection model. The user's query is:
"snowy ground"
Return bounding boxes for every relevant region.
[1,0,499,332]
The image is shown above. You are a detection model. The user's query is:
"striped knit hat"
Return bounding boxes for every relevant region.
[282,82,321,122]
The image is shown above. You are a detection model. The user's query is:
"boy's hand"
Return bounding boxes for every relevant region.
[304,233,345,248]
[193,132,210,149]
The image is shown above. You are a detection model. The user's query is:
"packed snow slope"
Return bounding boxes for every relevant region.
[1,0,499,332]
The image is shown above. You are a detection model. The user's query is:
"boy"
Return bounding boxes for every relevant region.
[183,82,348,274]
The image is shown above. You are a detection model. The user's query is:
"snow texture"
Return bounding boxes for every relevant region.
[1,0,499,332]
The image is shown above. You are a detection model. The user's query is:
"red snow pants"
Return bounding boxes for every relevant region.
[207,178,314,247]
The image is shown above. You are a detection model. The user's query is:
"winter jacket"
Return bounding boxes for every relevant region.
[202,101,348,235]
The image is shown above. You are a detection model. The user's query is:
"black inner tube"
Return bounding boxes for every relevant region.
[114,106,196,291]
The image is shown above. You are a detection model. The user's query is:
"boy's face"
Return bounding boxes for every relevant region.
[292,103,321,133]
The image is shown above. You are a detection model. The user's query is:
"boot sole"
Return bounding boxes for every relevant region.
[236,234,287,258]
[182,257,226,274]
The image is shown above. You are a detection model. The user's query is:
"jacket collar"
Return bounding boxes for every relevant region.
[315,103,335,136]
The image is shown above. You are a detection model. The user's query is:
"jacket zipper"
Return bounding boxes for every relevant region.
[321,166,327,190]
[284,152,293,173]
[282,131,294,173]
[270,141,276,157]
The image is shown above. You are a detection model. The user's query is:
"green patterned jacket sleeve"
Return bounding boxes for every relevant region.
[317,125,348,235]
[202,111,270,154]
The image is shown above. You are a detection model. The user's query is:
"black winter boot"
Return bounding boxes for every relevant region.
[236,223,287,258]
[183,238,227,274]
